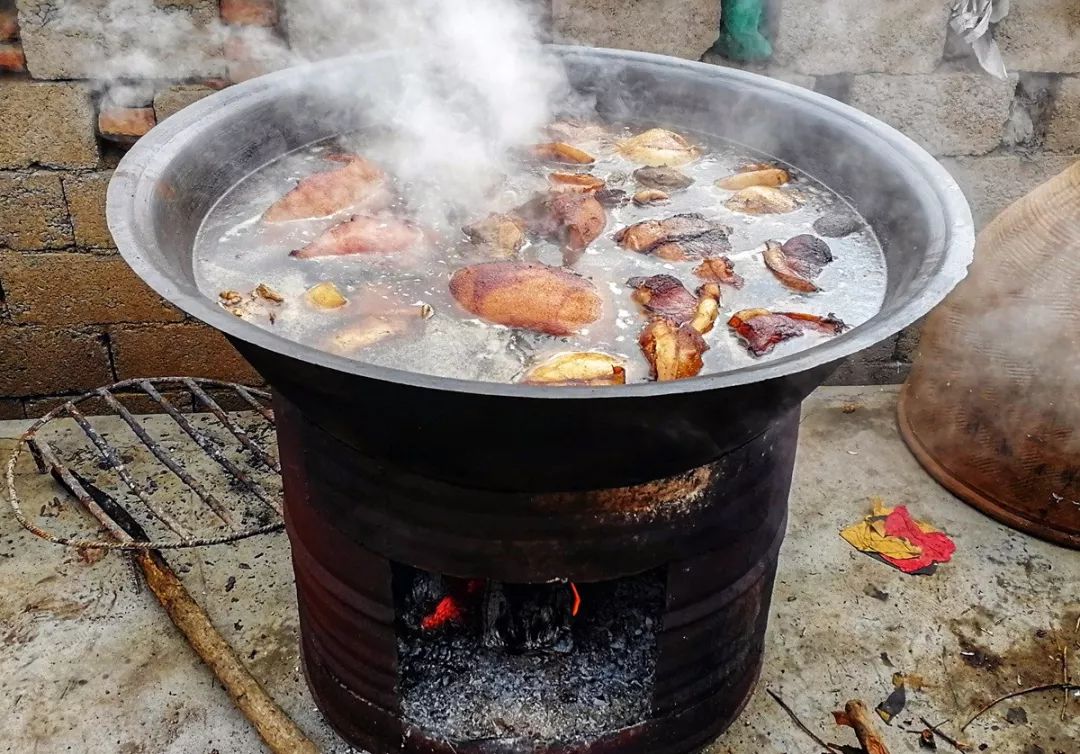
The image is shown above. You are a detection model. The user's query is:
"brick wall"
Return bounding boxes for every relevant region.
[1,0,1077,415]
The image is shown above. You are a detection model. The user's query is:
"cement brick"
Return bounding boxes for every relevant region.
[16,0,224,80]
[996,0,1080,74]
[0,80,99,169]
[23,388,192,417]
[551,0,721,60]
[97,106,156,142]
[773,0,950,75]
[847,73,1017,156]
[701,53,815,89]
[220,0,277,27]
[153,84,216,121]
[0,40,24,69]
[940,153,1078,229]
[110,322,262,384]
[1044,76,1080,153]
[62,171,114,249]
[282,0,376,59]
[0,172,72,250]
[0,252,183,325]
[0,325,113,397]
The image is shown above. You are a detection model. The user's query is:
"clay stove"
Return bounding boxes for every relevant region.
[277,393,797,753]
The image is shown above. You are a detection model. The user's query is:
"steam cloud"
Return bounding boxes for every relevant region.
[21,0,569,225]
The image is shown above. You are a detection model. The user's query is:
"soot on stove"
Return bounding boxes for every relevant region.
[394,565,665,741]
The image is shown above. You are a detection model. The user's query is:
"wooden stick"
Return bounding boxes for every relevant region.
[136,549,318,754]
[766,689,843,753]
[834,699,891,754]
[50,464,318,754]
[960,682,1080,731]
[919,717,970,752]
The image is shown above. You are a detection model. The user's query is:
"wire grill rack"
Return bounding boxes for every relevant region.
[6,377,284,550]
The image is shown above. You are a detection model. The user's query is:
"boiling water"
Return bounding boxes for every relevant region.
[193,126,887,384]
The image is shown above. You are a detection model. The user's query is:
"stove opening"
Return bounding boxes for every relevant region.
[393,564,666,741]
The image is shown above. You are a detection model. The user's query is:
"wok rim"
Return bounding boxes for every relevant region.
[107,45,974,400]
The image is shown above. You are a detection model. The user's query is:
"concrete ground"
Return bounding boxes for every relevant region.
[0,386,1076,754]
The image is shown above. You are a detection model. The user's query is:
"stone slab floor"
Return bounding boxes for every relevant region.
[0,386,1076,753]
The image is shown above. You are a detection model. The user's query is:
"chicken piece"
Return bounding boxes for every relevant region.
[763,235,834,292]
[254,283,284,303]
[264,154,390,223]
[725,185,801,214]
[639,319,708,381]
[463,213,527,257]
[694,256,744,288]
[633,166,694,191]
[728,308,847,356]
[549,172,606,194]
[531,142,595,164]
[523,352,627,386]
[306,281,348,309]
[633,189,670,206]
[715,166,790,191]
[549,192,606,253]
[651,227,732,261]
[449,262,602,336]
[690,284,721,334]
[618,128,698,167]
[614,212,716,252]
[291,214,424,259]
[627,274,699,323]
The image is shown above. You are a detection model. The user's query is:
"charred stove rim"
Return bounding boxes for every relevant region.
[107,46,974,400]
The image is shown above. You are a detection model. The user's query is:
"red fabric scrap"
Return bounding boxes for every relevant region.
[878,505,956,574]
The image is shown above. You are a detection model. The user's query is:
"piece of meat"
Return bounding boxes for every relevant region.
[651,227,732,261]
[531,142,595,164]
[763,235,834,291]
[694,256,744,288]
[715,166,790,191]
[523,352,626,386]
[548,172,605,194]
[725,185,800,214]
[633,166,694,190]
[264,154,390,222]
[594,188,630,207]
[329,314,411,353]
[633,189,670,206]
[691,283,721,334]
[813,210,863,238]
[618,128,698,167]
[549,192,606,253]
[306,281,348,309]
[291,214,424,258]
[614,212,716,252]
[545,119,610,144]
[639,318,708,381]
[728,308,847,356]
[463,213,527,256]
[449,262,602,336]
[626,274,699,323]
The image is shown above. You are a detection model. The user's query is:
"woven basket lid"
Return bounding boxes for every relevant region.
[898,161,1080,549]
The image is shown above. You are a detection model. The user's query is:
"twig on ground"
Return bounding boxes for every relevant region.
[834,700,891,754]
[960,683,1080,731]
[1062,645,1070,722]
[766,688,844,754]
[919,718,970,752]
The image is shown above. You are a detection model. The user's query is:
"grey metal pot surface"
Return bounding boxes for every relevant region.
[105,47,974,491]
[107,46,974,398]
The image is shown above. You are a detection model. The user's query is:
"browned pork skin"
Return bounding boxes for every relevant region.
[763,234,834,292]
[548,172,606,194]
[531,142,596,164]
[264,154,390,222]
[639,319,709,381]
[694,256,744,288]
[633,166,693,190]
[614,212,717,253]
[291,214,424,258]
[549,192,606,253]
[627,275,699,323]
[463,213,527,256]
[449,261,602,336]
[728,308,847,356]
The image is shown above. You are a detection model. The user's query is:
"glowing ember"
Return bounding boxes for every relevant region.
[570,582,581,617]
[420,578,484,630]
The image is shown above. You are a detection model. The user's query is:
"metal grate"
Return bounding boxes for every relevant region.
[6,377,284,550]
